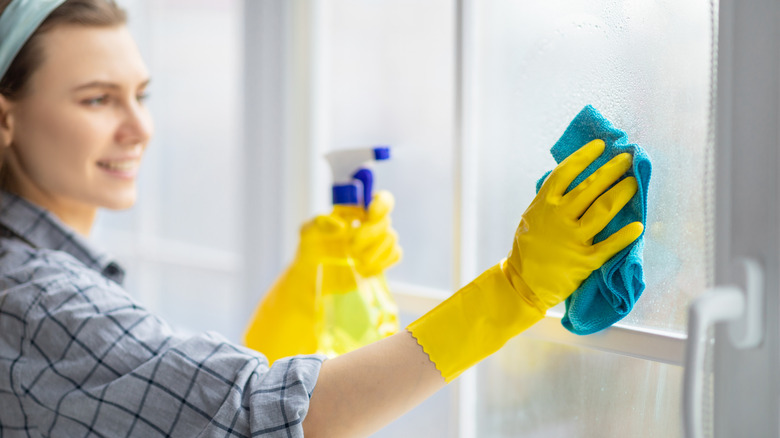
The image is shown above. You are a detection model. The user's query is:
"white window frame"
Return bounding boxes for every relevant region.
[707,0,779,436]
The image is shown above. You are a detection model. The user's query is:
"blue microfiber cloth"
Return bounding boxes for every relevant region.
[536,105,652,335]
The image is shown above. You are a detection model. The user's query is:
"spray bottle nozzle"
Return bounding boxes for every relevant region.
[373,146,390,160]
[326,146,391,209]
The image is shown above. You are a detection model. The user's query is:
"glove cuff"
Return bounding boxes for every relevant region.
[407,263,545,383]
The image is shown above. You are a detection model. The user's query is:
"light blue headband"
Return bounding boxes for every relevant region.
[0,0,67,81]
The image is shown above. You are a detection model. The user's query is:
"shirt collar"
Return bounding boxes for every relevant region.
[0,191,125,285]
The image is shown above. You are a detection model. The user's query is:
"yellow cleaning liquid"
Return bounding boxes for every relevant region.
[243,205,399,363]
[244,145,399,362]
[316,256,398,357]
[314,205,398,357]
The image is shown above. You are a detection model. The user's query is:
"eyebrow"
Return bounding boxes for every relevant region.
[72,78,151,92]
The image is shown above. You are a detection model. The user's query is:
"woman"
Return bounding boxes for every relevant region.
[0,0,642,436]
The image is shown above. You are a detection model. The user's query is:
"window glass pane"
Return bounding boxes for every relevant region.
[96,0,246,343]
[320,0,455,290]
[157,264,242,342]
[477,336,682,437]
[105,0,243,253]
[475,0,713,333]
[153,0,242,253]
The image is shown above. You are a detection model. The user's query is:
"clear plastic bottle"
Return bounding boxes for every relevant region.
[316,205,399,357]
[243,146,399,362]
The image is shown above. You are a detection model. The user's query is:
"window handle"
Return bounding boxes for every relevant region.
[683,257,764,438]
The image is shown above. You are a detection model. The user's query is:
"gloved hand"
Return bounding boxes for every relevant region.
[502,138,644,311]
[408,139,644,382]
[350,190,403,277]
[244,190,402,363]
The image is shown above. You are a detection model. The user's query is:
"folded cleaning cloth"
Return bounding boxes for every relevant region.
[536,105,652,335]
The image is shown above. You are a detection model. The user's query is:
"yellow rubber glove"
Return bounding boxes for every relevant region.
[408,139,644,382]
[351,191,403,277]
[244,190,402,363]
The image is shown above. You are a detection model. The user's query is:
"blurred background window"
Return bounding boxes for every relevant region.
[96,1,715,436]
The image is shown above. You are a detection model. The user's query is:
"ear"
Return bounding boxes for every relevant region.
[0,94,14,148]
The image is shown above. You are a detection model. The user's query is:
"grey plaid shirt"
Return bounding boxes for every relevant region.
[0,192,324,437]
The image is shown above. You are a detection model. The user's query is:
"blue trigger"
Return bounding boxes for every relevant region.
[352,168,374,209]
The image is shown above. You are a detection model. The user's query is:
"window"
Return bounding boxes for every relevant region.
[96,1,779,436]
[308,0,715,436]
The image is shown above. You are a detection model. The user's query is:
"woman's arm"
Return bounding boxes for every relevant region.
[303,330,445,438]
[303,140,644,437]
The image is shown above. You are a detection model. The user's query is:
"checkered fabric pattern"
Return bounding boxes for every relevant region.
[0,192,324,437]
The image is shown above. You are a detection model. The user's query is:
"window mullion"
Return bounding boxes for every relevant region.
[454,0,480,437]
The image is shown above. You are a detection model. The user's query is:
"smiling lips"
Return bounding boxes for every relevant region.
[97,158,140,178]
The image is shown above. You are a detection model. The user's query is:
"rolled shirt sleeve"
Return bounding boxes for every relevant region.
[1,250,324,437]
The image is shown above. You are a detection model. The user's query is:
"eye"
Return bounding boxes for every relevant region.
[82,95,110,106]
[136,92,150,103]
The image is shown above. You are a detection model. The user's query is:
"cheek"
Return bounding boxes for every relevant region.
[15,105,113,174]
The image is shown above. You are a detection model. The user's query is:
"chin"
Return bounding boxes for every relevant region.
[99,190,138,211]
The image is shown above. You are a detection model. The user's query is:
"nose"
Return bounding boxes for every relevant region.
[116,99,154,147]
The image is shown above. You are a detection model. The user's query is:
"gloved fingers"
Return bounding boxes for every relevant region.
[355,231,402,276]
[296,213,351,263]
[542,139,606,198]
[302,214,347,236]
[355,190,395,253]
[578,177,638,238]
[352,216,392,252]
[590,221,644,266]
[366,190,395,223]
[356,228,398,262]
[562,153,633,218]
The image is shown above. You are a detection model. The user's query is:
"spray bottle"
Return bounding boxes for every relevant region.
[315,146,400,357]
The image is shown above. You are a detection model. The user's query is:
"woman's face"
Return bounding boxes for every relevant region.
[3,24,153,213]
